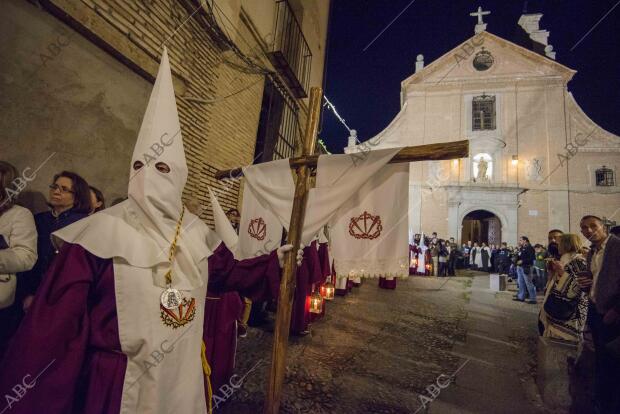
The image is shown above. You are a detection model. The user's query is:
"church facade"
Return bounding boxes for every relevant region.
[344,13,619,246]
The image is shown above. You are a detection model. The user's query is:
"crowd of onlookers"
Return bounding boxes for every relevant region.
[0,162,109,356]
[2,158,620,412]
[534,222,620,413]
[409,233,546,278]
[410,223,620,413]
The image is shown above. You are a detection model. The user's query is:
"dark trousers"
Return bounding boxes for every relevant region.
[448,256,456,275]
[588,304,620,414]
[438,262,447,277]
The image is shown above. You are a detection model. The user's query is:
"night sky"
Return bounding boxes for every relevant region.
[318,0,620,153]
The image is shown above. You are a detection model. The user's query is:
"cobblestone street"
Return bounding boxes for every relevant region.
[218,271,549,413]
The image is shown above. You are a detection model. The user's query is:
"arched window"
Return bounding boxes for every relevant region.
[472,153,493,182]
[595,166,615,187]
[472,94,496,131]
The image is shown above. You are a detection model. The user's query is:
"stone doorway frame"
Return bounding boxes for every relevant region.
[446,185,520,246]
[460,208,503,245]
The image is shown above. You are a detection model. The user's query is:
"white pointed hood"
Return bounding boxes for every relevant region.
[54,48,210,290]
[208,188,239,257]
[129,47,186,227]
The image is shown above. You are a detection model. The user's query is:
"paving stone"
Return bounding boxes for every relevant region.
[218,272,546,413]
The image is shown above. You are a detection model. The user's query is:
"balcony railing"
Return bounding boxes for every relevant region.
[267,0,312,98]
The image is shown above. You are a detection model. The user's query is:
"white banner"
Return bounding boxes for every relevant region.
[238,183,284,260]
[208,188,239,257]
[330,163,409,280]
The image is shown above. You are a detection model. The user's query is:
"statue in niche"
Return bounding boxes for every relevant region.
[472,153,492,183]
[477,158,489,182]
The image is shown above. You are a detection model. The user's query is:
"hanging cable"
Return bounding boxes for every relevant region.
[189,0,310,150]
[203,1,271,76]
[181,77,263,104]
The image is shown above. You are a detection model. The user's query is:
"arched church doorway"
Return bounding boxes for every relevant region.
[461,210,502,245]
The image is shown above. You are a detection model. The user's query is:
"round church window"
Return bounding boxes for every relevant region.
[473,49,494,71]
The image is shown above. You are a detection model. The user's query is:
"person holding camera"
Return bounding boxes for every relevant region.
[576,215,620,413]
[539,234,588,340]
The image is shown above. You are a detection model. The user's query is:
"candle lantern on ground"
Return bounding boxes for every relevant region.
[309,290,324,314]
[320,280,335,301]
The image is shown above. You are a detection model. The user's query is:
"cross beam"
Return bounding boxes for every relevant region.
[214,87,468,414]
[214,140,469,180]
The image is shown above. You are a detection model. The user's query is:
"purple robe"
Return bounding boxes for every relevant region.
[203,243,280,394]
[378,276,397,290]
[0,242,279,414]
[317,242,331,281]
[311,243,330,322]
[203,292,242,393]
[289,241,321,334]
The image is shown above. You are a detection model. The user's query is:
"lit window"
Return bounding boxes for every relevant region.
[472,94,496,131]
[595,166,615,187]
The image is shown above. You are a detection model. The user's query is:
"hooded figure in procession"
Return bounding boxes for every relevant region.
[0,49,301,414]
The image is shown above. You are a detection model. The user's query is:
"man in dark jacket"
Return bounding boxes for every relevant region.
[513,236,536,304]
[447,237,458,276]
[577,215,620,413]
[496,242,511,275]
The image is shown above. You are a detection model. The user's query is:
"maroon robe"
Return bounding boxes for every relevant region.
[378,276,397,289]
[312,242,331,321]
[289,241,321,334]
[317,242,331,281]
[0,242,279,414]
[203,243,280,395]
[203,292,242,394]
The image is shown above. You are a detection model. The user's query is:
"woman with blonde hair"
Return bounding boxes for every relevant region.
[539,233,589,341]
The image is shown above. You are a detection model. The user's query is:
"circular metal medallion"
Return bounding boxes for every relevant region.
[160,288,182,310]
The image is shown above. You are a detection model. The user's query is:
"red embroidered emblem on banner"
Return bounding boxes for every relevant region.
[248,217,267,240]
[349,211,382,240]
[160,297,196,329]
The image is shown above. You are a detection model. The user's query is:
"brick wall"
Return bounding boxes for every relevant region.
[43,0,287,223]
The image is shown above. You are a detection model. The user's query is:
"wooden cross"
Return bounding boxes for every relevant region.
[215,87,468,413]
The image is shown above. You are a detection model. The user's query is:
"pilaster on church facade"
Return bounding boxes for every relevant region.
[345,19,619,246]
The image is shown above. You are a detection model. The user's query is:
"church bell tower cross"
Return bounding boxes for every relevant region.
[470,6,491,34]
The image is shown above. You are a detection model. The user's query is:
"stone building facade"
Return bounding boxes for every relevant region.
[1,0,329,226]
[345,13,619,245]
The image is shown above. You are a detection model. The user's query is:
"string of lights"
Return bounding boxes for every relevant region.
[323,96,354,134]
